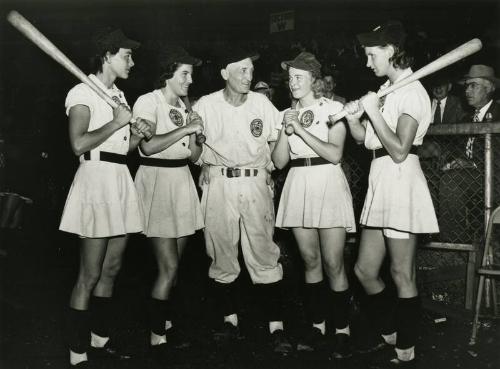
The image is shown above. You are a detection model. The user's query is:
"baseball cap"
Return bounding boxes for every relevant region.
[281,52,322,75]
[356,20,407,47]
[215,45,259,69]
[93,27,140,53]
[158,45,202,69]
[254,81,270,91]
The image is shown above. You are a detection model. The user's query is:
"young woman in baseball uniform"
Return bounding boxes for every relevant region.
[273,52,356,358]
[132,46,204,356]
[341,21,438,367]
[60,28,151,367]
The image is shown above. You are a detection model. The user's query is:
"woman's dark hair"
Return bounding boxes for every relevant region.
[154,62,182,89]
[89,46,120,74]
[388,44,414,69]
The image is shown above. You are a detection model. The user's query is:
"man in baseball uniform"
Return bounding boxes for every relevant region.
[194,45,292,354]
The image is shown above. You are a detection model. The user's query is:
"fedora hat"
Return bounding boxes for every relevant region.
[460,64,500,87]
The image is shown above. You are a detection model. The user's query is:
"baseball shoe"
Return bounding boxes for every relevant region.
[332,333,353,359]
[356,334,391,354]
[89,341,131,360]
[296,327,325,352]
[69,361,91,369]
[213,322,241,343]
[388,357,416,368]
[270,330,293,355]
[166,327,191,349]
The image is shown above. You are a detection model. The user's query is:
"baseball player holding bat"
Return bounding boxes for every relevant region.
[59,27,152,368]
[194,45,292,354]
[341,21,438,367]
[272,52,356,358]
[132,45,204,358]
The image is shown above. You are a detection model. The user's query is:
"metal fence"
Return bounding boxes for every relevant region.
[338,122,500,308]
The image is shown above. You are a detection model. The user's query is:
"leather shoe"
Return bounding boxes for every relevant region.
[89,341,131,360]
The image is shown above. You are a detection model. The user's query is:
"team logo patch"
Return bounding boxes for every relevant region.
[250,119,263,137]
[169,109,184,127]
[300,110,314,128]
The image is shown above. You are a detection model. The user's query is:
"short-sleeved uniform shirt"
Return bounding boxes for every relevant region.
[194,90,281,168]
[364,68,432,150]
[132,90,192,159]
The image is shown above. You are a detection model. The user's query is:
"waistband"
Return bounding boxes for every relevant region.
[289,157,330,167]
[372,145,419,159]
[210,166,264,178]
[83,151,127,165]
[139,157,189,168]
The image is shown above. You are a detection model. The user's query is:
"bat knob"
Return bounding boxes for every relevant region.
[196,133,206,145]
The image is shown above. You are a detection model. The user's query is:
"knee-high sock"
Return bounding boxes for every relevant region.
[304,281,326,325]
[258,281,284,322]
[148,298,171,336]
[67,308,90,354]
[330,288,351,330]
[366,288,396,335]
[396,296,420,350]
[210,280,237,318]
[90,296,112,338]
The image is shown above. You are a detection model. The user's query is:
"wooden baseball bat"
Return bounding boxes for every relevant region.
[329,38,482,123]
[284,99,298,135]
[182,96,206,145]
[7,10,152,140]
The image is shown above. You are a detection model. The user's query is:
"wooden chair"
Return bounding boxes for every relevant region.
[469,205,500,345]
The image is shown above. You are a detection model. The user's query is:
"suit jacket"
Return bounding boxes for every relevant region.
[441,95,466,124]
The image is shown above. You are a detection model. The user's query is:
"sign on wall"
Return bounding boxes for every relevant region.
[269,10,295,33]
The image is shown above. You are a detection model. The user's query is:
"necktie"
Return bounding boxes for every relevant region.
[466,109,481,159]
[434,100,442,124]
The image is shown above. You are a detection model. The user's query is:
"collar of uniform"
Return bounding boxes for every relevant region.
[88,74,120,94]
[154,89,186,110]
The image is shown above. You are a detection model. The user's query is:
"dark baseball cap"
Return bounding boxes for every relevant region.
[93,27,140,53]
[215,45,259,69]
[281,52,322,75]
[159,45,202,68]
[356,20,406,47]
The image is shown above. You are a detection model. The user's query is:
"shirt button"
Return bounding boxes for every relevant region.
[124,136,127,141]
[182,143,186,146]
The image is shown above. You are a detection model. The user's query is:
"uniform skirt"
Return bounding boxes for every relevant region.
[135,165,204,238]
[59,161,143,238]
[360,154,439,233]
[276,163,356,231]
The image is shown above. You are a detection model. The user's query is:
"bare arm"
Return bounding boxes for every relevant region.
[271,127,291,170]
[342,100,367,144]
[68,104,131,156]
[361,92,418,163]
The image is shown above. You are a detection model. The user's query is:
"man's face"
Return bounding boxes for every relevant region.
[432,82,451,100]
[464,78,492,109]
[223,58,254,94]
[168,64,193,97]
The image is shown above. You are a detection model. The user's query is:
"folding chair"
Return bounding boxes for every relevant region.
[469,205,500,345]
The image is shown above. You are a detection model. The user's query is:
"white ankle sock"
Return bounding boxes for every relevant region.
[395,346,415,361]
[90,331,109,348]
[69,350,87,366]
[382,332,397,345]
[335,325,350,336]
[269,321,284,334]
[224,313,238,327]
[150,331,167,346]
[312,321,326,335]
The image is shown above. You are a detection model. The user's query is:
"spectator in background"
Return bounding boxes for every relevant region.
[254,81,274,101]
[429,73,465,124]
[323,72,346,104]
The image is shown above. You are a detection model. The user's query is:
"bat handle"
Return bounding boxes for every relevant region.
[195,133,206,145]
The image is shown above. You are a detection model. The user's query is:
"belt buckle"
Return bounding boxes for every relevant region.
[227,167,241,178]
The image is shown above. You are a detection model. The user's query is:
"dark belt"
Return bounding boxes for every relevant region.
[221,167,259,178]
[289,157,330,167]
[139,157,189,168]
[83,151,127,164]
[372,146,419,159]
